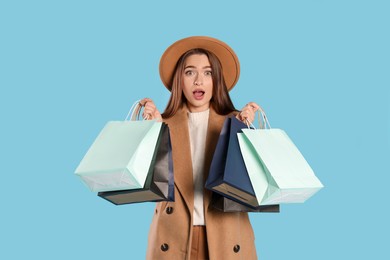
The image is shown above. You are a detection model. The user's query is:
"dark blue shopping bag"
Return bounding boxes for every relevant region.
[206,116,279,212]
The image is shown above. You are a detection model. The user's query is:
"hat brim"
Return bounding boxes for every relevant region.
[159,36,240,91]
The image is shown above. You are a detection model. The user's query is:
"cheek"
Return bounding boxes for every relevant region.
[182,80,190,92]
[206,89,213,100]
[206,80,213,96]
[182,77,192,90]
[181,84,192,100]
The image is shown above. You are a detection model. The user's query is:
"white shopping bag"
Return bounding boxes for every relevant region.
[238,108,323,205]
[75,101,162,192]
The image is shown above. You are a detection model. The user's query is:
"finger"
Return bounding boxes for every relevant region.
[139,98,152,107]
[143,105,161,120]
[239,111,249,121]
[143,107,154,117]
[240,107,252,116]
[246,102,260,111]
[139,99,146,106]
[144,102,156,111]
[240,109,255,123]
[142,111,153,120]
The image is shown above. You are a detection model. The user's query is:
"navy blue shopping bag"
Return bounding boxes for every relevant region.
[206,116,279,212]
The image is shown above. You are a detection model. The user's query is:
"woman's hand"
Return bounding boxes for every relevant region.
[139,98,163,122]
[236,102,260,124]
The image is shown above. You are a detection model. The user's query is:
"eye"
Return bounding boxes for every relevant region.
[204,70,212,76]
[185,70,194,76]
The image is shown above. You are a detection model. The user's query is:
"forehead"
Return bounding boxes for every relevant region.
[184,54,211,66]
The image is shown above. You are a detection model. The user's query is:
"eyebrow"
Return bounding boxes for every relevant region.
[184,65,212,69]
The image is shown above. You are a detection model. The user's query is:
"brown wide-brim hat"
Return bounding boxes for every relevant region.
[159,36,240,91]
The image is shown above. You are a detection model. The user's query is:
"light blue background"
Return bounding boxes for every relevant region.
[1,0,389,259]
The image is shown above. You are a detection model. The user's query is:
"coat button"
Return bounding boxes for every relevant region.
[166,206,174,214]
[161,243,169,252]
[233,244,240,253]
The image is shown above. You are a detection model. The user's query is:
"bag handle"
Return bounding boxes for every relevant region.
[124,100,150,121]
[245,106,271,130]
[258,106,271,129]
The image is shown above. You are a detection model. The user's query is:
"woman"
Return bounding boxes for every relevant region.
[141,36,260,260]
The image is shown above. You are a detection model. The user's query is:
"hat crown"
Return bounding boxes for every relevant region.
[159,36,240,91]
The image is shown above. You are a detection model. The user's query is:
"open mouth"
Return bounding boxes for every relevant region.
[193,90,205,100]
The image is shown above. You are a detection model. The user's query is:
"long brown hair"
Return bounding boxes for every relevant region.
[161,48,237,119]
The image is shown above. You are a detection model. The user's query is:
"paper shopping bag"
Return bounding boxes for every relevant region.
[98,124,174,204]
[75,102,164,192]
[210,192,279,213]
[206,117,276,210]
[238,110,324,205]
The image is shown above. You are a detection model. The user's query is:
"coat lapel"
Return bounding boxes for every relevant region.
[164,105,194,213]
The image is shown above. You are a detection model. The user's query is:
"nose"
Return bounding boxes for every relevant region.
[194,74,203,86]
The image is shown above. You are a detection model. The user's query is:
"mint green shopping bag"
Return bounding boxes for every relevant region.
[75,101,163,192]
[237,108,323,205]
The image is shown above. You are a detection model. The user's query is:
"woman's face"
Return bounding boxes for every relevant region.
[181,54,213,112]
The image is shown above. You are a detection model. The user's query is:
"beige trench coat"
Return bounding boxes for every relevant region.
[146,105,258,260]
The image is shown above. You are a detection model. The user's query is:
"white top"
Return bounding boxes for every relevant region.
[188,109,209,226]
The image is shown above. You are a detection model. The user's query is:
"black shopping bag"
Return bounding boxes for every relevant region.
[98,123,174,205]
[205,116,278,212]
